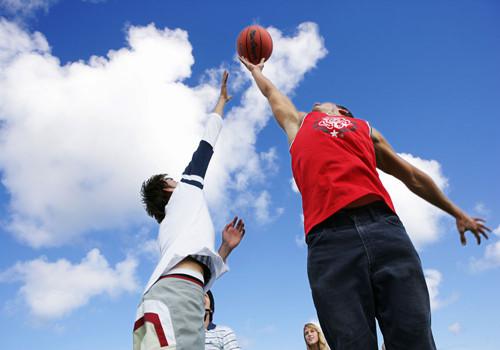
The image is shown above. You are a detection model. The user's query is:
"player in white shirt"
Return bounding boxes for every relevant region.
[134,71,245,350]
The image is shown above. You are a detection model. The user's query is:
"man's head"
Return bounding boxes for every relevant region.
[312,102,354,118]
[141,174,178,223]
[204,291,215,329]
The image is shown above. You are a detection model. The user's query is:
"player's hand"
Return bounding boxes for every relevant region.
[221,216,246,250]
[218,70,232,103]
[239,56,265,73]
[456,214,490,245]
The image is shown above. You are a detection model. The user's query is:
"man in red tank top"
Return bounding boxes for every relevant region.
[240,56,490,350]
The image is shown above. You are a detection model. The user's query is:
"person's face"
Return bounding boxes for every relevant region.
[312,102,338,115]
[204,294,212,325]
[304,326,319,345]
[204,294,211,310]
[162,177,177,193]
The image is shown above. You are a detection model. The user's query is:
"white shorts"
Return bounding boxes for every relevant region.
[133,273,205,350]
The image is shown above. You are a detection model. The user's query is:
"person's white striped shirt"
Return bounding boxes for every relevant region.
[205,324,241,350]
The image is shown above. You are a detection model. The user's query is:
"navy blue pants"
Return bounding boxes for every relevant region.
[306,202,436,350]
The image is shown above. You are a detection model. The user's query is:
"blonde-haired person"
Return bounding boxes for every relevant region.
[304,323,330,350]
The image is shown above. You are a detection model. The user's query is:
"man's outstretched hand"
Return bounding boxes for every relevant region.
[218,216,246,262]
[239,56,265,73]
[456,213,490,246]
[213,70,232,116]
[219,70,232,103]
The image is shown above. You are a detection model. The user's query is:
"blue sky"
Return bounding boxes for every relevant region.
[0,1,499,349]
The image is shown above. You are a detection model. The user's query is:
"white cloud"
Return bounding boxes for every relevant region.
[379,153,449,249]
[290,177,299,193]
[0,20,327,247]
[0,0,58,16]
[253,190,283,224]
[473,202,490,216]
[0,249,138,319]
[424,268,457,311]
[448,322,462,335]
[260,147,279,174]
[0,18,49,64]
[295,234,306,249]
[424,269,443,311]
[493,224,500,236]
[469,241,500,272]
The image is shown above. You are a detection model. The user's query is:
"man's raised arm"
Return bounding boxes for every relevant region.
[371,127,491,246]
[239,57,301,144]
[181,71,231,189]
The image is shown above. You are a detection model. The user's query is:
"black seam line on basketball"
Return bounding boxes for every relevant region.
[250,29,257,63]
[245,27,251,63]
[258,27,262,62]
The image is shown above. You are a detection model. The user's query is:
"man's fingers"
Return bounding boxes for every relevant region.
[474,232,481,245]
[460,231,467,246]
[482,224,492,232]
[236,219,244,231]
[222,70,229,84]
[239,56,249,65]
[473,217,485,222]
[480,231,489,240]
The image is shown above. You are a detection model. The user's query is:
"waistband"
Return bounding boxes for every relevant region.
[159,267,204,288]
[315,201,394,230]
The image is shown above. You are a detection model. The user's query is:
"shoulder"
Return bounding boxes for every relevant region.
[214,325,235,334]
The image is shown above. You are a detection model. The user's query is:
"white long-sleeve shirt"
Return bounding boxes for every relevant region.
[143,113,228,294]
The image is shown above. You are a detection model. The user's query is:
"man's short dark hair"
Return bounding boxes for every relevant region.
[141,174,172,223]
[206,290,215,322]
[337,104,355,118]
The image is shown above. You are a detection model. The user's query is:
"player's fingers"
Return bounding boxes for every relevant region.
[237,219,245,231]
[460,231,466,246]
[239,56,249,65]
[232,216,238,227]
[482,224,492,232]
[474,232,481,245]
[480,230,489,240]
[222,70,229,84]
[473,217,486,222]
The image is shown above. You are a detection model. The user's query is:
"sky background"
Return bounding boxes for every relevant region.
[0,1,499,349]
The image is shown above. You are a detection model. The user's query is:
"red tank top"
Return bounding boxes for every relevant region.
[290,111,395,235]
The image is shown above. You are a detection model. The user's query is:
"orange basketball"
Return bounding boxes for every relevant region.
[237,25,273,65]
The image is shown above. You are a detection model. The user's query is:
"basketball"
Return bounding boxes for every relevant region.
[236,25,273,65]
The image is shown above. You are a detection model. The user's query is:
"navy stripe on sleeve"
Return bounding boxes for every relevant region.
[181,140,214,189]
[180,178,204,189]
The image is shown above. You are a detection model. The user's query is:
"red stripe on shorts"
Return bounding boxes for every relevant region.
[133,313,169,347]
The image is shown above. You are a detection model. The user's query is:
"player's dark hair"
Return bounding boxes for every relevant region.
[337,104,355,118]
[141,174,173,224]
[207,290,215,322]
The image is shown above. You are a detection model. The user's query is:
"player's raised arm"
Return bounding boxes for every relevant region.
[213,70,232,117]
[371,127,491,245]
[181,71,231,189]
[239,56,301,144]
